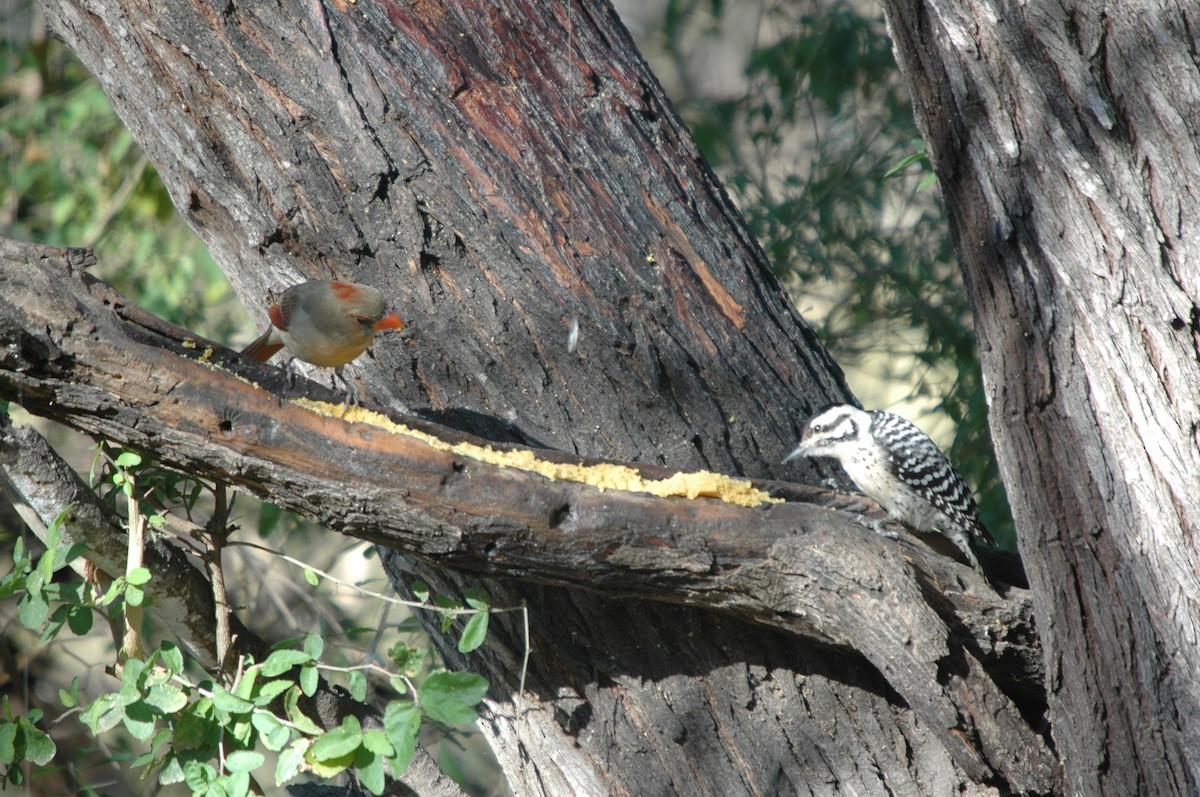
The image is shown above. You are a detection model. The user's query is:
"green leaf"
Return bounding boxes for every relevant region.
[98,577,125,606]
[230,716,254,747]
[210,687,254,715]
[283,690,324,736]
[144,683,188,714]
[18,590,49,629]
[183,760,217,792]
[463,587,490,610]
[275,740,307,786]
[458,610,489,653]
[410,580,430,603]
[18,719,55,766]
[383,702,420,775]
[420,672,488,726]
[299,664,318,697]
[310,715,362,760]
[131,750,157,770]
[0,721,16,763]
[250,711,292,751]
[67,604,93,635]
[226,770,250,797]
[304,568,319,587]
[59,678,79,708]
[40,604,68,643]
[883,150,926,178]
[233,667,258,701]
[149,725,173,754]
[121,657,146,688]
[173,702,219,753]
[114,451,142,468]
[347,669,368,702]
[260,649,312,677]
[224,772,249,797]
[361,728,393,757]
[432,594,460,610]
[302,632,323,659]
[122,701,158,740]
[355,746,386,795]
[125,583,145,607]
[159,642,184,675]
[35,547,56,585]
[82,692,127,735]
[224,749,264,773]
[304,747,353,778]
[158,753,185,785]
[253,679,295,705]
[387,642,425,677]
[125,566,152,586]
[55,542,89,571]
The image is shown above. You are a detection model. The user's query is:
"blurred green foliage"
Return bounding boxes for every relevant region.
[0,23,244,341]
[645,0,1013,545]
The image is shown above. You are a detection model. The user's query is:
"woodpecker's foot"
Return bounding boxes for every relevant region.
[862,517,901,540]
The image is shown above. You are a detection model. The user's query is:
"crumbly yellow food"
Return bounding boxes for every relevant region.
[295,399,779,508]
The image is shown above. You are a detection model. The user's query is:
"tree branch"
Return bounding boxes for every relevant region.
[0,236,1053,790]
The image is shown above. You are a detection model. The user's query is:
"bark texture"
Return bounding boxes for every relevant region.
[881,2,1200,794]
[31,0,1056,793]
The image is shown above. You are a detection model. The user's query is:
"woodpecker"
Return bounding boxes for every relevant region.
[242,280,404,408]
[784,404,995,574]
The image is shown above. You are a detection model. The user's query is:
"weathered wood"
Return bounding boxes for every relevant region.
[33,0,1059,792]
[881,1,1200,794]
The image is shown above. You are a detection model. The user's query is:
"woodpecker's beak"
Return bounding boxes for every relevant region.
[781,442,810,465]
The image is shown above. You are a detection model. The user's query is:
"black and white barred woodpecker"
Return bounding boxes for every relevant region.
[784,404,995,574]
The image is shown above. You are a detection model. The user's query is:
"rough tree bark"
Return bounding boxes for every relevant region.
[19,0,1054,794]
[881,1,1200,795]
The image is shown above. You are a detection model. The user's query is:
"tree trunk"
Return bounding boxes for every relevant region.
[881,1,1200,794]
[32,0,1053,793]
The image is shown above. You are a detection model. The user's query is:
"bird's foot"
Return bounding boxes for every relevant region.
[862,517,901,540]
[332,367,359,417]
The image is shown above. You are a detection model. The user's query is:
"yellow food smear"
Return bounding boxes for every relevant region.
[294,398,780,508]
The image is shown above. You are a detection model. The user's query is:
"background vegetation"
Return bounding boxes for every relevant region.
[0,1,1012,794]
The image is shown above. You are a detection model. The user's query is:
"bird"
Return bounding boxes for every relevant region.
[241,280,404,409]
[783,403,995,574]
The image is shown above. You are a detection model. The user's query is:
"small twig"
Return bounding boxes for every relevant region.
[121,474,145,665]
[228,540,526,617]
[204,482,235,681]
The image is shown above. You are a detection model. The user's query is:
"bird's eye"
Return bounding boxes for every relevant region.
[352,314,374,327]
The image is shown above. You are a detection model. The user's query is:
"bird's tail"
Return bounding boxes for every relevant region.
[241,329,284,362]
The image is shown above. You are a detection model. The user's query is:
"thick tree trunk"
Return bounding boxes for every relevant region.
[33,0,1053,793]
[881,1,1200,794]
